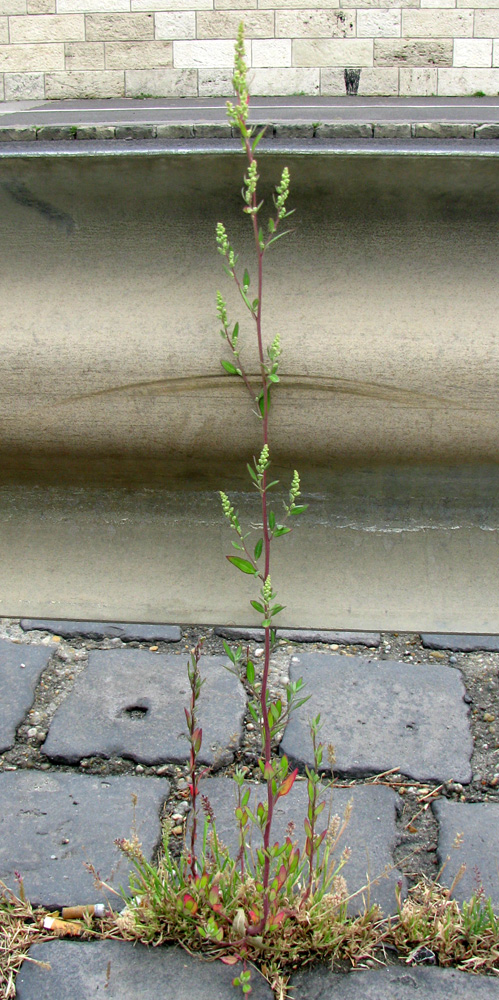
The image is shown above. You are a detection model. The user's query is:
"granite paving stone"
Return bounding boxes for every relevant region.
[288,965,499,998]
[15,941,274,999]
[0,772,168,907]
[20,618,181,642]
[42,650,245,766]
[0,638,51,752]
[421,633,499,652]
[191,777,404,915]
[433,799,499,906]
[279,654,472,783]
[215,627,381,646]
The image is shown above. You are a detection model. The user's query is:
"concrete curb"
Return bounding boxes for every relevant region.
[0,120,498,144]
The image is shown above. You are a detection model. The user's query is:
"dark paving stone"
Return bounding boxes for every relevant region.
[16,941,274,999]
[42,650,245,766]
[215,627,380,646]
[0,639,51,752]
[0,772,168,908]
[192,777,403,916]
[20,619,181,642]
[280,654,472,783]
[433,799,499,907]
[288,965,499,998]
[421,633,499,652]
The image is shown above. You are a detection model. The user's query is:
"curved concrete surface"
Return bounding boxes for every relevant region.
[1,148,498,628]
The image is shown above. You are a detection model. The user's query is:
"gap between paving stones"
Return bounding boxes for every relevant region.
[1,618,499,990]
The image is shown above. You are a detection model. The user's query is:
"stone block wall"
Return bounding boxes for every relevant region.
[0,2,498,100]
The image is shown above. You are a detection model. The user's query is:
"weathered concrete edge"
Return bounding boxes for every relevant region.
[1,138,499,159]
[0,122,498,144]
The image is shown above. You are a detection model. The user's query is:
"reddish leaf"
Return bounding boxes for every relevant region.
[277,767,298,799]
[220,955,239,965]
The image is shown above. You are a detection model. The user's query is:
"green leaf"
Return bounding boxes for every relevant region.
[268,218,275,233]
[268,373,279,383]
[270,603,285,616]
[247,463,257,482]
[246,660,255,685]
[252,298,259,312]
[252,126,267,151]
[251,599,264,613]
[231,540,243,549]
[227,556,256,575]
[248,702,259,723]
[267,229,292,248]
[262,618,272,628]
[221,359,238,375]
[232,321,239,344]
[274,526,291,537]
[254,538,263,560]
[243,268,250,291]
[291,504,308,515]
[223,639,235,662]
[269,510,276,531]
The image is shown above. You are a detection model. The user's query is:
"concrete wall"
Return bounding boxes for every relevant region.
[1,147,499,629]
[0,6,499,100]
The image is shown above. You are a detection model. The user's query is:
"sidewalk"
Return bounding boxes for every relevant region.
[0,95,499,144]
[1,618,499,997]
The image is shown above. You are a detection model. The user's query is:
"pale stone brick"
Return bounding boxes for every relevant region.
[125,65,196,94]
[0,41,64,69]
[317,121,372,136]
[45,67,123,94]
[293,38,373,66]
[437,66,499,92]
[196,11,273,37]
[320,64,398,92]
[252,38,291,66]
[105,39,172,68]
[85,13,154,38]
[375,38,453,64]
[198,66,232,92]
[0,124,36,137]
[65,40,104,66]
[421,0,455,7]
[474,10,499,36]
[215,0,256,8]
[248,66,319,93]
[494,40,499,67]
[457,0,497,6]
[154,11,194,38]
[9,13,84,41]
[0,0,25,12]
[0,15,7,41]
[174,39,236,66]
[132,0,211,11]
[402,9,473,36]
[57,0,129,13]
[260,0,351,9]
[340,0,418,7]
[357,9,400,35]
[399,66,437,91]
[319,65,344,91]
[4,69,44,96]
[454,38,491,66]
[358,64,398,91]
[0,74,3,98]
[276,9,355,38]
[27,0,55,11]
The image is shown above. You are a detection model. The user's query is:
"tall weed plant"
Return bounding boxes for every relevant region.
[116,24,367,994]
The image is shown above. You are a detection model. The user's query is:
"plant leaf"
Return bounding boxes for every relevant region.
[221,359,238,375]
[227,556,257,575]
[243,268,250,291]
[254,538,263,560]
[274,525,291,537]
[251,599,264,613]
[277,767,298,799]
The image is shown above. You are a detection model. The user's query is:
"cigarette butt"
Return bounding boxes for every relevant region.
[61,904,106,920]
[43,916,83,936]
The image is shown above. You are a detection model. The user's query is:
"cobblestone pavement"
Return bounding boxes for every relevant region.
[1,618,499,997]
